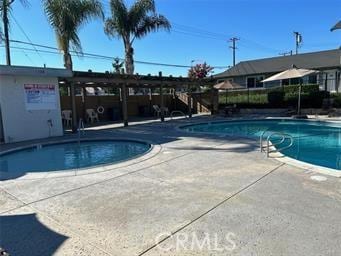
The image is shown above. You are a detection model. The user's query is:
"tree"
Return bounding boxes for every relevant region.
[188,62,214,79]
[43,0,104,70]
[0,0,29,65]
[104,0,171,74]
[112,57,124,73]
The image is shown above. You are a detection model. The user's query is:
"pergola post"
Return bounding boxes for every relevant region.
[187,84,192,118]
[159,71,165,122]
[211,85,218,115]
[121,83,128,126]
[82,87,86,121]
[70,82,78,132]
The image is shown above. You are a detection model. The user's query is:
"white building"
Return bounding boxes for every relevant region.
[0,65,72,143]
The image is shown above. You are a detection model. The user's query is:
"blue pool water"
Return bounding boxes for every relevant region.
[0,140,150,173]
[182,119,341,170]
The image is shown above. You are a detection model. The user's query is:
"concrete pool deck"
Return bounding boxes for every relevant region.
[0,115,340,255]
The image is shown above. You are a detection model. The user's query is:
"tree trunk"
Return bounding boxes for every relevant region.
[3,1,11,65]
[124,43,134,74]
[63,52,73,70]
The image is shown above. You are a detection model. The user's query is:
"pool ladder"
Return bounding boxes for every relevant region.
[170,110,188,120]
[77,118,85,143]
[260,131,294,158]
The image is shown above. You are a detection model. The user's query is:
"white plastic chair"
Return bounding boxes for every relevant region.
[86,109,99,123]
[61,110,72,127]
[152,105,161,117]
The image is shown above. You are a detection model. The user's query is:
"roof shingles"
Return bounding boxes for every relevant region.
[215,49,341,78]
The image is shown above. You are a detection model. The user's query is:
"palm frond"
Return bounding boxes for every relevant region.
[105,0,128,37]
[134,14,171,39]
[43,0,103,55]
[128,0,155,29]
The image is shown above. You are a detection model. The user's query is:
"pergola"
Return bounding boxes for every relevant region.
[59,71,217,131]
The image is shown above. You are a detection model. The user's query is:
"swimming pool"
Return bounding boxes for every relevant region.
[0,140,151,173]
[181,119,341,171]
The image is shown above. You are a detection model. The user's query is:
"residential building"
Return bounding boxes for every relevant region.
[215,49,341,92]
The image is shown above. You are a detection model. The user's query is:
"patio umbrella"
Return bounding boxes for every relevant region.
[331,20,341,31]
[214,80,243,104]
[261,66,318,115]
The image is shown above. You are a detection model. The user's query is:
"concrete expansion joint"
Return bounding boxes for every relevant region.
[138,163,285,255]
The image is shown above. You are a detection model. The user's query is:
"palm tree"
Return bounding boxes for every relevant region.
[104,0,171,74]
[1,0,29,65]
[43,0,104,70]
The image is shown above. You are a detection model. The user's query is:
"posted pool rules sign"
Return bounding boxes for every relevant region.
[24,84,57,110]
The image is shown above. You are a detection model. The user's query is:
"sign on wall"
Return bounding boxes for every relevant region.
[24,84,57,110]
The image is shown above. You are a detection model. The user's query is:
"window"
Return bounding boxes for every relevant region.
[247,76,264,88]
[247,77,255,88]
[256,76,264,88]
[308,75,317,84]
[290,78,300,85]
[281,79,290,86]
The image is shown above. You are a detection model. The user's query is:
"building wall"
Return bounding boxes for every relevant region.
[218,68,341,92]
[0,75,63,143]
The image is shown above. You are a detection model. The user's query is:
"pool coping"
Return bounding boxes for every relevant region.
[177,117,341,178]
[0,137,162,180]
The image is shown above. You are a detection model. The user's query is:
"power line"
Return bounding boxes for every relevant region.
[7,40,229,69]
[9,12,46,64]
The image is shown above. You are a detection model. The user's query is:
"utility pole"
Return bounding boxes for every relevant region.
[2,0,11,65]
[229,37,239,66]
[293,32,302,55]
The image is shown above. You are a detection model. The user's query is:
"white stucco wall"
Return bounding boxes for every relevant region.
[0,75,63,143]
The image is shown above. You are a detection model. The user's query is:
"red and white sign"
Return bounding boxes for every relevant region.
[24,84,57,110]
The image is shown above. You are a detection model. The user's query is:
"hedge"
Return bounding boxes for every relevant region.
[219,84,329,108]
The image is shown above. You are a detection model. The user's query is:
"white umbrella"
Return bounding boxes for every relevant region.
[261,66,318,115]
[261,68,317,83]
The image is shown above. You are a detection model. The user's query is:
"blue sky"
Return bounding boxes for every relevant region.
[2,0,340,76]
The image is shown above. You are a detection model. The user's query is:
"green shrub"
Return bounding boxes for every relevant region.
[307,91,329,108]
[267,90,285,107]
[331,94,341,107]
[218,84,326,108]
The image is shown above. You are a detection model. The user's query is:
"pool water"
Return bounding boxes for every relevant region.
[0,140,150,173]
[182,119,341,170]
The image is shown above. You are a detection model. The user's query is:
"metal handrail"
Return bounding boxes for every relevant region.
[170,110,188,119]
[266,132,294,157]
[259,129,269,152]
[77,118,85,143]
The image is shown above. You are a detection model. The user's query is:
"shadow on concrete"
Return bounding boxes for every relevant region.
[0,213,68,256]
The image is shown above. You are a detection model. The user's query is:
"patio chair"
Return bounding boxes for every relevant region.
[86,109,99,123]
[224,104,239,117]
[61,110,72,127]
[152,105,161,117]
[162,107,169,116]
[283,107,297,117]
